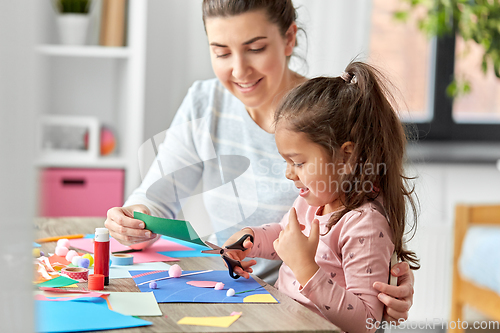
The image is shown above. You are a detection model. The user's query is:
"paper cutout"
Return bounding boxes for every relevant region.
[34,294,105,302]
[131,270,278,304]
[186,281,218,288]
[68,238,179,263]
[59,284,78,288]
[35,299,151,332]
[134,212,207,247]
[106,292,162,316]
[243,294,279,303]
[33,242,41,248]
[90,262,171,279]
[39,287,107,296]
[178,314,241,328]
[158,235,219,258]
[36,276,79,288]
[48,254,70,267]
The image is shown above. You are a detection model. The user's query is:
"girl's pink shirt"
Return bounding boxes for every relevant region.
[248,196,394,333]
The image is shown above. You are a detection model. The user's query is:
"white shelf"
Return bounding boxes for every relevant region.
[36,155,129,169]
[37,45,130,58]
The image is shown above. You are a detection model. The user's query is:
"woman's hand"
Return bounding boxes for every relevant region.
[373,261,415,324]
[222,228,256,279]
[104,204,158,247]
[273,207,320,286]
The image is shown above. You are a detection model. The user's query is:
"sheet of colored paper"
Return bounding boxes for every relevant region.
[130,270,279,303]
[36,276,79,288]
[35,299,151,332]
[89,261,171,279]
[158,235,218,258]
[106,292,162,316]
[178,314,241,328]
[134,212,207,247]
[68,238,179,263]
[34,242,41,247]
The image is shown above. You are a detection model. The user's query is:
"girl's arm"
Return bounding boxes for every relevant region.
[299,209,394,333]
[247,222,283,260]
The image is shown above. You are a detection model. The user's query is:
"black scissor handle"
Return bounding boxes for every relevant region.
[225,234,254,251]
[222,255,243,279]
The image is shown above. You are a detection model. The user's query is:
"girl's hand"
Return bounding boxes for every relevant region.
[104,204,158,247]
[222,228,256,279]
[273,207,320,286]
[373,261,414,324]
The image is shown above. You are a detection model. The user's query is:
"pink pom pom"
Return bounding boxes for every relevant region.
[65,250,78,262]
[57,239,70,248]
[214,282,224,290]
[169,264,182,278]
[55,246,69,257]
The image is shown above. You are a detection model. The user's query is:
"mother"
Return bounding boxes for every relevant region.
[105,0,414,323]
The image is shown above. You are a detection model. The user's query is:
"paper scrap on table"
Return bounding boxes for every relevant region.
[131,270,279,303]
[35,298,151,332]
[89,261,171,279]
[36,276,79,288]
[106,292,162,316]
[68,238,179,263]
[243,294,278,303]
[134,212,207,247]
[186,280,218,288]
[158,235,219,258]
[178,314,241,328]
[33,242,41,248]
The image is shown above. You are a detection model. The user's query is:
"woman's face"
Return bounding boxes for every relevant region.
[205,10,296,113]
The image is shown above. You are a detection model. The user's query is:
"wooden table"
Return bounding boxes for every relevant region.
[35,218,340,333]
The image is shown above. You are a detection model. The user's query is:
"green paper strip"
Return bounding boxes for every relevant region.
[37,275,79,288]
[134,212,207,247]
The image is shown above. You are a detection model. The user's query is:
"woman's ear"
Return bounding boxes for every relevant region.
[284,22,297,57]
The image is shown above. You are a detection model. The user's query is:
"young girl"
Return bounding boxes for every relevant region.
[223,61,419,333]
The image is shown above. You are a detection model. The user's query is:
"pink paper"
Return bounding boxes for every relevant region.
[39,287,108,295]
[186,281,219,288]
[68,238,183,263]
[35,293,107,301]
[69,238,192,254]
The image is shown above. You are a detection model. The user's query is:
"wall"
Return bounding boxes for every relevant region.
[0,0,38,331]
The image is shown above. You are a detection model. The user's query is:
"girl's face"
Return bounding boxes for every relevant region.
[275,126,347,214]
[205,10,296,113]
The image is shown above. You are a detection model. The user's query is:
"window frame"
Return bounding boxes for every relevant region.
[412,34,500,142]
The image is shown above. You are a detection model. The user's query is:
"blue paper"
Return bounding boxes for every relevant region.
[33,242,41,248]
[130,269,278,303]
[158,235,218,258]
[35,298,151,332]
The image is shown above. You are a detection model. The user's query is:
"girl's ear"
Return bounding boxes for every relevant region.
[284,22,297,57]
[340,141,355,164]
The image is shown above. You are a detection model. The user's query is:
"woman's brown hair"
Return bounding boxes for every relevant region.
[274,61,420,269]
[202,0,297,38]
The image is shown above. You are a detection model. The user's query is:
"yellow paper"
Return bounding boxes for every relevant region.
[177,315,241,328]
[243,294,278,303]
[59,284,79,288]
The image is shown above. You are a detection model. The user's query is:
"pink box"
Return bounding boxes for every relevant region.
[40,168,124,217]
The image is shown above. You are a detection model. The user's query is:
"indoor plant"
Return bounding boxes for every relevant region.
[52,0,93,45]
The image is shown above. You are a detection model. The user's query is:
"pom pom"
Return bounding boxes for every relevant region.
[149,282,158,289]
[55,246,69,257]
[82,253,94,267]
[65,250,78,262]
[57,239,70,248]
[32,248,41,258]
[79,258,90,269]
[169,264,182,278]
[214,282,224,290]
[72,256,82,266]
[226,288,235,297]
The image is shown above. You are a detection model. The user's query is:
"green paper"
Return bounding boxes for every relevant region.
[36,275,79,288]
[107,292,162,316]
[134,212,207,247]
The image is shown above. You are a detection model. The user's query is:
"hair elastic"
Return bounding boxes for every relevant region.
[340,71,357,84]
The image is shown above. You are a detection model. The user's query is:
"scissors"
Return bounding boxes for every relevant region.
[201,234,254,279]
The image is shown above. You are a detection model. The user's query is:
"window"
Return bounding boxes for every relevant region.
[370,0,500,142]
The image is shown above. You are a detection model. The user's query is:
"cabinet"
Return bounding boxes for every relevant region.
[35,0,147,209]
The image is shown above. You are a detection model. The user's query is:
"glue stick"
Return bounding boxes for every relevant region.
[94,228,110,286]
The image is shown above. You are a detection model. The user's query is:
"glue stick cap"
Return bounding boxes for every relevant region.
[95,228,109,242]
